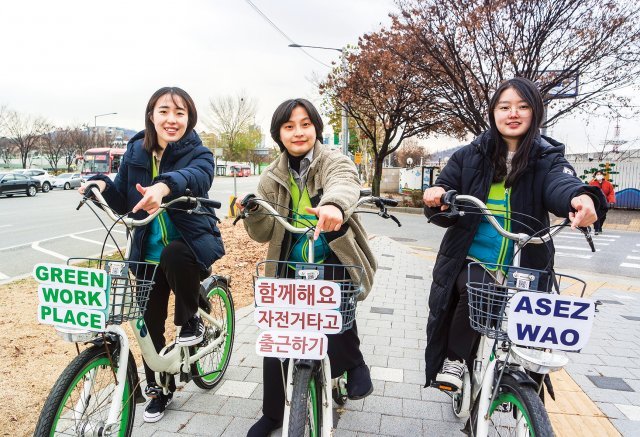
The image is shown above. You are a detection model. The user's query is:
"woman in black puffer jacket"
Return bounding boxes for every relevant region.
[422,77,603,390]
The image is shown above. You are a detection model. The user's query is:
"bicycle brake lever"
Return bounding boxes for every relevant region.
[390,214,402,227]
[578,226,596,252]
[232,212,246,226]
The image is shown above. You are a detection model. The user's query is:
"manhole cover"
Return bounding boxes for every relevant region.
[390,237,417,242]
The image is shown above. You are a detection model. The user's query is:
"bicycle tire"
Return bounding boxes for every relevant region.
[191,277,235,389]
[473,373,554,437]
[34,344,136,437]
[288,365,323,437]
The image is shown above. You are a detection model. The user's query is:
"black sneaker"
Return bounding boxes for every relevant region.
[143,387,173,423]
[177,314,205,346]
[433,358,465,392]
[346,363,373,400]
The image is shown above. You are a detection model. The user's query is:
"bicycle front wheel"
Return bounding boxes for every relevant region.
[191,277,235,389]
[476,373,554,437]
[34,344,136,437]
[288,365,323,437]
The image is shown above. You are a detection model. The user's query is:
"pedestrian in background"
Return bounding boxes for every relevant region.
[589,170,616,234]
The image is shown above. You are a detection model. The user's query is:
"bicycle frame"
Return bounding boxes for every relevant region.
[77,188,230,429]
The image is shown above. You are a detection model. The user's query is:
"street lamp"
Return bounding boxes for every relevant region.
[288,43,349,157]
[94,112,118,129]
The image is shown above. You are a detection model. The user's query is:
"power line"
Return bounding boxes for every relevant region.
[244,0,332,68]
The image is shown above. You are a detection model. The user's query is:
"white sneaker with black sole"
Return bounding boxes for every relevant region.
[433,358,465,392]
[176,314,205,347]
[143,391,173,423]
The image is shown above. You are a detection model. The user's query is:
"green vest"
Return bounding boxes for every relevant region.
[287,172,330,264]
[144,155,181,263]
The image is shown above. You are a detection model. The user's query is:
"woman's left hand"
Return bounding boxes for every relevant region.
[132,183,171,215]
[569,194,597,229]
[305,205,343,240]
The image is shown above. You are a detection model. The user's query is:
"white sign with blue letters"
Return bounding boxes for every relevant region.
[507,292,595,351]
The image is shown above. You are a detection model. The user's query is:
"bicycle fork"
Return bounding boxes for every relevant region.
[101,325,131,434]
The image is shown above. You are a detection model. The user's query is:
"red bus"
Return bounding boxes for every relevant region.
[81,148,125,180]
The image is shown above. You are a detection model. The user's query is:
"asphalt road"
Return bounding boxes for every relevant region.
[1,176,638,283]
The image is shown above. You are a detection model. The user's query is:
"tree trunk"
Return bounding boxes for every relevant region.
[371,156,385,196]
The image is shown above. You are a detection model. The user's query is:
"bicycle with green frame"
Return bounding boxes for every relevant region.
[33,184,235,436]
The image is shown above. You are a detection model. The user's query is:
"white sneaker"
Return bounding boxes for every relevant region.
[434,358,465,391]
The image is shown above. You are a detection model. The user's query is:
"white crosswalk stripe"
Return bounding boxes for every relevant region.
[555,252,593,259]
[626,256,640,261]
[620,263,640,269]
[554,245,600,252]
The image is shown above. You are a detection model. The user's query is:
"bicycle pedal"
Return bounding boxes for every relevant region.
[431,382,458,392]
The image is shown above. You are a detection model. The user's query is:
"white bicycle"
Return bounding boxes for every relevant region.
[34,185,235,436]
[430,190,597,437]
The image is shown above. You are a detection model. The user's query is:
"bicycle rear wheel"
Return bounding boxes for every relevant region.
[34,344,136,436]
[191,277,235,389]
[474,373,553,437]
[288,365,323,437]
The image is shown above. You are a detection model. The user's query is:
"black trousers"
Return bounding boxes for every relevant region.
[446,261,485,363]
[142,240,203,390]
[261,321,364,422]
[594,209,607,232]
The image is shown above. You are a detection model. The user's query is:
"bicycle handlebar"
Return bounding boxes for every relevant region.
[80,186,220,228]
[439,190,567,245]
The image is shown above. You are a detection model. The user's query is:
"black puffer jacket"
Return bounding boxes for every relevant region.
[423,131,603,385]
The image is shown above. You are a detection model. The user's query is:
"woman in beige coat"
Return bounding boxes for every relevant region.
[240,98,377,437]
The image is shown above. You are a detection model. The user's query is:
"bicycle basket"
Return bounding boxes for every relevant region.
[466,262,586,341]
[67,258,158,325]
[255,260,364,333]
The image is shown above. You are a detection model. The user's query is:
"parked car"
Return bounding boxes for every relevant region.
[53,172,83,190]
[12,168,55,193]
[0,172,40,197]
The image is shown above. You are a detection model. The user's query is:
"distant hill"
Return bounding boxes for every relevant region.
[431,145,462,160]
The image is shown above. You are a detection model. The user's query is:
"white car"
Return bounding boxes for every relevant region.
[53,173,83,190]
[12,168,55,193]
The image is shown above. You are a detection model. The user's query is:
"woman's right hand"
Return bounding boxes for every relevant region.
[78,180,106,195]
[423,186,449,211]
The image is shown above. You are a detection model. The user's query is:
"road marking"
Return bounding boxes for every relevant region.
[0,271,8,280]
[31,242,68,261]
[555,235,615,242]
[627,256,640,261]
[620,263,640,269]
[0,226,110,252]
[555,252,593,259]
[0,224,12,229]
[554,245,600,252]
[69,234,116,248]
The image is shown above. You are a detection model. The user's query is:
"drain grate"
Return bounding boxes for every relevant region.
[406,274,423,280]
[587,376,634,392]
[391,237,417,242]
[371,307,394,315]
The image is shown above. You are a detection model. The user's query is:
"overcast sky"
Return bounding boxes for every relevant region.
[1,0,638,155]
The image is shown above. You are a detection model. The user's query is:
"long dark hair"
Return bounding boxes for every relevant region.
[488,77,544,187]
[270,98,324,152]
[143,87,198,153]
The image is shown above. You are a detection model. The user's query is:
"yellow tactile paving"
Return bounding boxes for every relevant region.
[547,369,621,437]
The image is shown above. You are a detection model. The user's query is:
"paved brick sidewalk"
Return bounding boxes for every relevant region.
[130,236,640,436]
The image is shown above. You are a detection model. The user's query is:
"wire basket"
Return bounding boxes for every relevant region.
[466,262,586,341]
[255,260,364,333]
[67,258,158,326]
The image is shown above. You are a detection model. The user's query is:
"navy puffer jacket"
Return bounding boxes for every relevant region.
[90,130,225,270]
[422,131,603,385]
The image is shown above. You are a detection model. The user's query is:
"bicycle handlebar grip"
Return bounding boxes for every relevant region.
[198,198,222,209]
[359,189,372,197]
[441,190,458,206]
[380,198,398,207]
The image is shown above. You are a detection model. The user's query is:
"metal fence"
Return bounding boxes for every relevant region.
[572,161,640,210]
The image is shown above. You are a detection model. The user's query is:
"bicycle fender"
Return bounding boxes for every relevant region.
[201,274,230,290]
[294,359,317,370]
[502,368,538,389]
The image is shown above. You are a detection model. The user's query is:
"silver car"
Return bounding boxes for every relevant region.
[53,173,83,190]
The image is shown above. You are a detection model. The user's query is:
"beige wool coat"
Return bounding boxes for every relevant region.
[243,141,377,299]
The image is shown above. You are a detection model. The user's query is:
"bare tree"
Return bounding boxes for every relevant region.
[394,0,640,135]
[2,110,50,168]
[392,138,432,167]
[207,92,258,161]
[40,128,72,172]
[0,137,13,166]
[321,30,465,195]
[65,126,93,170]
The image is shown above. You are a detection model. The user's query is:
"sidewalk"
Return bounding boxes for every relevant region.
[132,236,640,436]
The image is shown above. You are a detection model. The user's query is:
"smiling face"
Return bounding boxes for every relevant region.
[279,105,317,157]
[150,93,189,148]
[493,87,533,150]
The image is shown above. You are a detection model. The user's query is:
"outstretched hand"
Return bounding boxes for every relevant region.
[305,205,343,241]
[132,183,170,215]
[569,194,597,230]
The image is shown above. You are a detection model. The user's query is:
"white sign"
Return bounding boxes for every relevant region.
[254,307,342,333]
[507,292,595,351]
[254,278,341,309]
[33,263,110,331]
[255,330,328,359]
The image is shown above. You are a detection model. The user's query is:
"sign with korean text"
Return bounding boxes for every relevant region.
[507,292,595,351]
[254,307,342,333]
[254,278,341,309]
[256,330,327,360]
[33,263,110,331]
